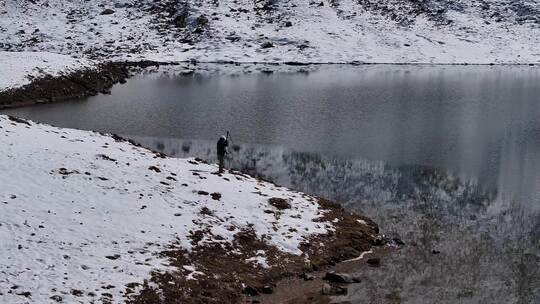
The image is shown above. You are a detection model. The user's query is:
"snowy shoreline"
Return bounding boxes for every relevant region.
[1,50,538,109]
[0,115,380,303]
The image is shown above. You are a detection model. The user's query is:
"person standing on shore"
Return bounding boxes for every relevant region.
[217,134,229,173]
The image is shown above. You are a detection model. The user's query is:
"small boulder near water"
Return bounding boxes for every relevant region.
[242,285,258,296]
[366,257,381,267]
[323,271,353,283]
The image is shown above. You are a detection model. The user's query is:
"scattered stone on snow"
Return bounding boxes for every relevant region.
[268,197,291,210]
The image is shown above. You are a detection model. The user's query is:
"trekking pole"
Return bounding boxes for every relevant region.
[226,131,233,169]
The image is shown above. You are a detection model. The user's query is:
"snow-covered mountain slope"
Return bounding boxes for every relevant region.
[0,51,95,92]
[0,0,539,64]
[0,115,373,303]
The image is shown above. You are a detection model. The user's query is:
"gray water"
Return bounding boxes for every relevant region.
[3,65,540,303]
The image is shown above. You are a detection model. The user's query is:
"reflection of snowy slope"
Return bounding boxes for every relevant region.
[132,136,492,220]
[1,0,539,64]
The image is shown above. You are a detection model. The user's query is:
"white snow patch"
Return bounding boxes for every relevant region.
[245,250,270,268]
[245,256,270,269]
[183,265,205,280]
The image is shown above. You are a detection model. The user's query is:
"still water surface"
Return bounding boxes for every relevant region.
[3,65,540,303]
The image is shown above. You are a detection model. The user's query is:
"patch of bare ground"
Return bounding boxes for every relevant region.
[252,246,398,304]
[126,198,382,304]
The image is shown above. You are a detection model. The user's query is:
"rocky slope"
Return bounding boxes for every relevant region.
[0,52,130,108]
[0,115,380,303]
[0,0,539,64]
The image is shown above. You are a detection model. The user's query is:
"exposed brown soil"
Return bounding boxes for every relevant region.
[125,197,383,304]
[0,62,130,109]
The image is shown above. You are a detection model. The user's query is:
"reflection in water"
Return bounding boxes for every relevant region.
[133,137,539,304]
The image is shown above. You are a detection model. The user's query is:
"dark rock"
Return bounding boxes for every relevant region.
[366,258,380,267]
[211,192,222,200]
[284,61,309,66]
[7,116,30,126]
[173,10,188,28]
[100,9,115,15]
[105,254,121,260]
[16,291,31,298]
[50,295,63,302]
[370,236,385,246]
[269,197,291,209]
[196,15,209,26]
[198,190,209,195]
[261,285,273,294]
[261,41,274,49]
[200,207,213,216]
[242,285,259,296]
[148,166,161,173]
[284,21,293,27]
[432,249,441,254]
[323,271,353,283]
[300,273,315,281]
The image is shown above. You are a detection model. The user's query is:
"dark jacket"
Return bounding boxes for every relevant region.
[217,137,228,156]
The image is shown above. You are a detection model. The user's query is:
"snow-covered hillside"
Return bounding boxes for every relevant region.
[0,115,377,303]
[0,51,95,92]
[0,0,539,64]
